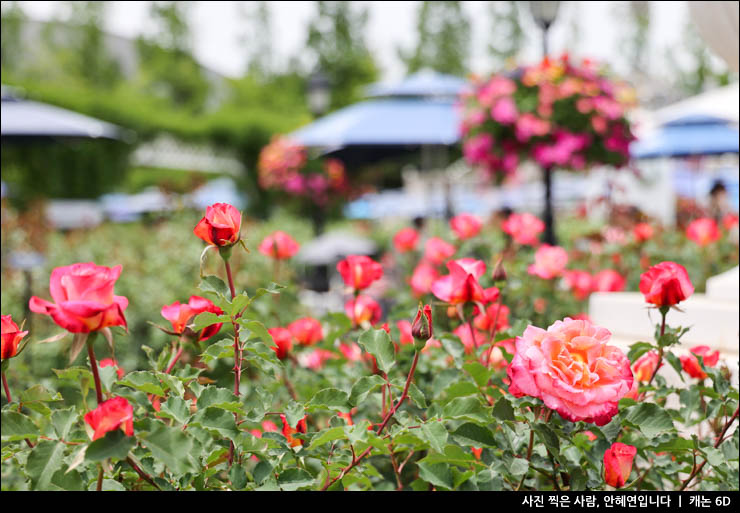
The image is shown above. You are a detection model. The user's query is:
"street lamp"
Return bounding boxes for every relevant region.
[307,70,331,118]
[527,1,561,245]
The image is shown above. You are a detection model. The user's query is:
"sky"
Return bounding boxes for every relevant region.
[15,1,691,81]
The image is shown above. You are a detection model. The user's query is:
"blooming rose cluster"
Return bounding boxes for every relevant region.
[460,55,635,179]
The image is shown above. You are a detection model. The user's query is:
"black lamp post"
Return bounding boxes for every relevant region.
[528,1,561,245]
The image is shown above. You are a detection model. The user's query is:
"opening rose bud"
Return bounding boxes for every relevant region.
[633,350,661,382]
[268,327,292,360]
[84,396,134,441]
[193,202,242,248]
[336,255,383,291]
[603,442,637,488]
[1,315,28,360]
[280,414,307,447]
[411,304,433,351]
[639,261,694,307]
[161,296,224,342]
[679,345,720,380]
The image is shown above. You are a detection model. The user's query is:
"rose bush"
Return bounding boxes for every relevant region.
[1,203,738,492]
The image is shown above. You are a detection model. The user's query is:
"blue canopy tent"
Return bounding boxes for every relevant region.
[630,115,739,159]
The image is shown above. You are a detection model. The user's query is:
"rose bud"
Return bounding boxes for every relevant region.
[258,231,300,260]
[411,304,433,351]
[280,414,307,447]
[336,255,383,291]
[633,350,661,382]
[393,227,419,253]
[287,317,323,346]
[633,223,654,243]
[450,213,482,240]
[193,202,242,248]
[29,263,128,333]
[431,259,486,305]
[99,358,125,379]
[344,295,382,327]
[679,345,720,380]
[686,217,720,247]
[1,315,28,360]
[603,442,637,488]
[161,296,224,342]
[84,396,134,441]
[639,261,694,307]
[268,327,293,360]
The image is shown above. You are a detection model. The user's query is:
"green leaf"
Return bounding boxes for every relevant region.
[443,396,489,424]
[627,342,655,363]
[663,352,685,383]
[192,311,229,331]
[50,469,85,491]
[197,386,242,413]
[1,411,39,441]
[26,440,65,490]
[463,361,491,387]
[239,319,274,346]
[140,421,197,475]
[118,371,165,396]
[51,407,78,440]
[407,383,427,409]
[229,293,250,316]
[439,333,465,362]
[85,430,136,461]
[158,397,192,425]
[324,312,352,344]
[349,375,386,406]
[307,388,350,412]
[452,423,497,447]
[192,407,239,440]
[492,396,515,421]
[308,427,346,449]
[284,400,305,430]
[229,463,248,490]
[199,275,229,298]
[443,381,480,399]
[418,462,453,489]
[650,436,694,452]
[200,338,234,363]
[357,328,396,374]
[277,468,315,491]
[509,458,529,478]
[420,421,448,453]
[533,422,560,456]
[253,461,273,485]
[623,403,675,438]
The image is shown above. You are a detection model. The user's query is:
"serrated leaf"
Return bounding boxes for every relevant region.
[85,430,136,461]
[229,293,250,316]
[239,320,273,345]
[407,383,427,408]
[158,396,192,425]
[308,427,346,449]
[254,282,285,299]
[463,361,491,387]
[277,468,315,491]
[192,407,239,440]
[418,462,453,489]
[1,411,39,441]
[492,396,515,421]
[348,375,386,406]
[452,422,496,447]
[284,400,305,429]
[199,275,229,298]
[200,338,234,363]
[627,342,655,363]
[663,351,685,383]
[357,328,396,374]
[118,371,165,396]
[509,457,529,477]
[443,396,489,424]
[26,441,66,490]
[192,311,229,331]
[50,468,85,491]
[623,403,675,438]
[140,421,196,475]
[420,421,448,453]
[533,422,560,456]
[51,407,78,440]
[253,460,273,484]
[307,388,350,412]
[439,333,465,361]
[197,386,242,413]
[230,463,248,490]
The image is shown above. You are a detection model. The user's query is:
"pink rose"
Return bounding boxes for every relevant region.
[287,317,323,346]
[450,213,483,240]
[431,259,486,305]
[528,245,568,280]
[393,227,419,253]
[423,237,456,265]
[30,263,128,333]
[686,218,721,247]
[592,270,626,292]
[564,270,594,301]
[491,97,518,124]
[258,231,300,260]
[502,213,544,246]
[409,262,440,296]
[507,318,634,425]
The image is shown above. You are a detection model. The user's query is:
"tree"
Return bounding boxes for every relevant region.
[63,1,121,88]
[486,1,525,71]
[0,1,26,76]
[614,1,650,76]
[237,1,273,79]
[136,1,210,112]
[306,1,378,110]
[399,1,471,76]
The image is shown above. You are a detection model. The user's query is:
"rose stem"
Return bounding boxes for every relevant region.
[679,407,738,491]
[224,259,241,466]
[87,337,104,405]
[645,307,669,388]
[320,350,420,491]
[484,291,505,366]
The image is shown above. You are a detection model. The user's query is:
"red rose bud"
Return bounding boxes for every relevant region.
[258,231,300,260]
[431,259,486,305]
[161,296,224,341]
[633,223,653,243]
[639,261,694,307]
[633,350,661,382]
[287,317,323,346]
[336,255,383,291]
[393,227,419,253]
[84,396,134,441]
[280,414,307,447]
[99,358,125,379]
[268,327,293,360]
[411,304,433,351]
[679,345,720,380]
[471,447,483,460]
[603,442,637,488]
[1,315,28,360]
[193,202,242,247]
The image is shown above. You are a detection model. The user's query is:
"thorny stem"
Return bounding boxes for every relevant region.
[164,338,184,375]
[126,456,160,490]
[87,338,104,404]
[484,290,505,367]
[515,429,535,491]
[678,407,738,491]
[224,259,241,467]
[645,309,669,389]
[320,350,421,491]
[96,466,104,491]
[389,443,404,490]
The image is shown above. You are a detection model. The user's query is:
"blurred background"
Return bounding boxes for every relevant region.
[1,1,738,373]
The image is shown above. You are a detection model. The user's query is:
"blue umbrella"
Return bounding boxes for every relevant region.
[631,115,739,159]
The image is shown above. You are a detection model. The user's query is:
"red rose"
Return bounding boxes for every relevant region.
[409,262,440,296]
[603,442,637,488]
[193,203,242,247]
[686,218,720,246]
[1,315,27,360]
[397,320,414,345]
[84,396,134,441]
[564,270,594,301]
[161,296,223,342]
[679,345,719,380]
[29,263,128,333]
[258,231,300,260]
[633,222,654,242]
[287,317,323,346]
[423,237,456,265]
[592,269,626,292]
[431,259,486,305]
[393,228,419,253]
[633,350,661,383]
[450,213,483,240]
[639,261,694,307]
[473,303,510,332]
[268,327,292,360]
[280,414,307,448]
[336,255,383,291]
[345,295,382,326]
[502,213,544,246]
